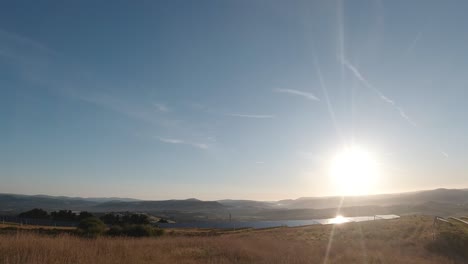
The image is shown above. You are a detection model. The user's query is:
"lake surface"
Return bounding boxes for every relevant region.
[158,214,400,229]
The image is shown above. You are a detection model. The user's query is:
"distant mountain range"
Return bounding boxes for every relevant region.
[1,188,467,221]
[274,188,468,209]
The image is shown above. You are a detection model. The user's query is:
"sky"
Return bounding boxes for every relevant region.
[1,0,467,200]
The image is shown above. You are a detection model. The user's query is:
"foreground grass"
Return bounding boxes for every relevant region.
[0,222,74,230]
[0,215,465,264]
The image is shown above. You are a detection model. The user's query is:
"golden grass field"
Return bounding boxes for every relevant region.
[0,215,466,264]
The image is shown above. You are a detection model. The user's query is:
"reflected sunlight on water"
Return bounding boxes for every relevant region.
[328,215,349,224]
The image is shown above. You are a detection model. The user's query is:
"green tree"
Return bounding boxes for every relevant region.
[76,217,106,238]
[77,211,94,220]
[122,214,150,225]
[51,210,76,221]
[18,208,49,219]
[100,213,121,225]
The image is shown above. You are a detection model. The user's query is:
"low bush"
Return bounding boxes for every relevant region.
[427,224,468,260]
[76,217,106,238]
[106,224,164,237]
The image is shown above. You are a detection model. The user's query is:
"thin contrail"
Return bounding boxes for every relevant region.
[406,32,422,54]
[226,113,275,119]
[158,137,209,149]
[342,59,392,104]
[342,59,417,127]
[396,106,417,127]
[274,88,320,101]
[337,0,345,85]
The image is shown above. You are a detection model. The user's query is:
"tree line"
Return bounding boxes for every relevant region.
[17,208,164,238]
[18,208,92,221]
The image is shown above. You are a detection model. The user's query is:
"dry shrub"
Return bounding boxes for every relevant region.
[426,223,468,262]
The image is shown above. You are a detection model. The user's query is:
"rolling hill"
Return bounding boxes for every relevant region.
[1,188,467,221]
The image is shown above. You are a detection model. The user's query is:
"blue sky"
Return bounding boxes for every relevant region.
[1,0,467,200]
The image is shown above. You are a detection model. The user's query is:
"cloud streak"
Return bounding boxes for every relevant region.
[0,28,56,58]
[153,103,169,112]
[406,32,422,54]
[396,106,417,127]
[158,137,208,149]
[227,114,275,119]
[1,29,217,153]
[343,59,417,127]
[77,92,163,125]
[274,88,320,101]
[342,59,389,102]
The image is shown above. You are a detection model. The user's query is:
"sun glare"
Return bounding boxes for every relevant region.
[329,145,379,196]
[329,215,348,224]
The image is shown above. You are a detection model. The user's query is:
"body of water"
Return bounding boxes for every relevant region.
[158,214,400,229]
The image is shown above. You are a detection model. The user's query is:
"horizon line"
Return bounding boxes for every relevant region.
[1,186,466,203]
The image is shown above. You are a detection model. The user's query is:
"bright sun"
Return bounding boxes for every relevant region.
[329,145,379,196]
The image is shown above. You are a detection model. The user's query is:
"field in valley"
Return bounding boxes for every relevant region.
[0,215,467,264]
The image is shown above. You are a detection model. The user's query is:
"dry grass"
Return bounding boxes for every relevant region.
[0,215,464,264]
[0,222,74,230]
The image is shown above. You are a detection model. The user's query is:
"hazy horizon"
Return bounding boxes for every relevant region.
[2,0,468,200]
[3,185,468,202]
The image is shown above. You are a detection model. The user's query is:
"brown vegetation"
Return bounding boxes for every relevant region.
[0,215,465,264]
[0,222,74,230]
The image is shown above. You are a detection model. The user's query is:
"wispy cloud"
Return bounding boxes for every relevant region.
[73,91,186,129]
[158,137,208,149]
[274,88,320,101]
[0,28,58,83]
[406,32,422,54]
[192,143,209,149]
[153,103,169,112]
[227,114,275,119]
[255,161,265,164]
[342,59,416,127]
[396,106,417,127]
[342,59,387,101]
[1,29,216,152]
[441,151,449,158]
[158,138,183,144]
[55,89,215,150]
[0,28,56,58]
[77,92,161,125]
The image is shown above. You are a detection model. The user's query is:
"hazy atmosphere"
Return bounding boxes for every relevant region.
[1,0,468,200]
